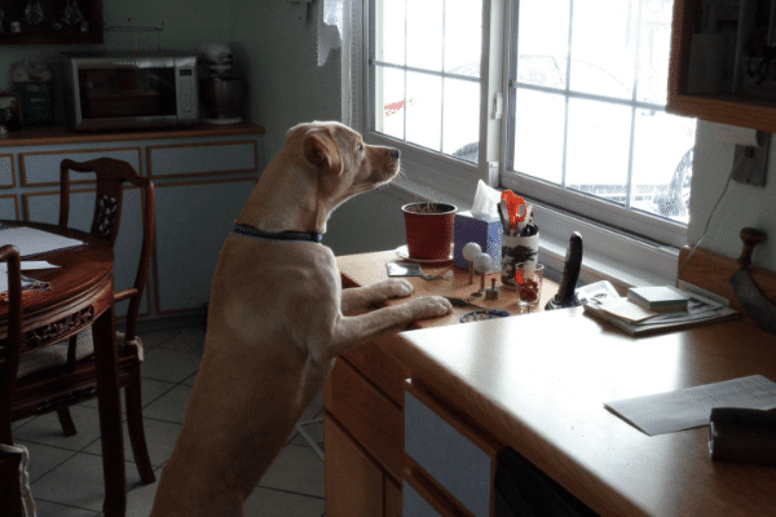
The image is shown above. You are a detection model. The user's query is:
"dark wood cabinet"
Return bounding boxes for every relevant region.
[668,0,776,132]
[0,0,103,45]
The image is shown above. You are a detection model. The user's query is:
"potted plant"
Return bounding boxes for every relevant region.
[401,201,457,260]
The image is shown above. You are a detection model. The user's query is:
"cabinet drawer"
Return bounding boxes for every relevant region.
[325,357,404,480]
[0,154,15,188]
[21,148,142,186]
[405,385,495,517]
[148,140,257,178]
[342,333,409,407]
[403,481,442,517]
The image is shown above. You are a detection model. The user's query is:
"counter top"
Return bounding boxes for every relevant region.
[0,122,265,147]
[392,307,776,517]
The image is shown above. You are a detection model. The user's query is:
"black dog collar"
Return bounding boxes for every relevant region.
[233,223,323,243]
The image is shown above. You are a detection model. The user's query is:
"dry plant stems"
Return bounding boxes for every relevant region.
[408,191,444,214]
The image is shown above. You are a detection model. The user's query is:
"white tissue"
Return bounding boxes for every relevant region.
[318,0,344,67]
[471,179,501,219]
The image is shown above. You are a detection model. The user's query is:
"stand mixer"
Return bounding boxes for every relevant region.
[199,43,244,125]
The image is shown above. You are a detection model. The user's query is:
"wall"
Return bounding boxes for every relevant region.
[228,0,407,256]
[689,122,776,270]
[231,2,776,269]
[3,1,773,269]
[0,1,231,120]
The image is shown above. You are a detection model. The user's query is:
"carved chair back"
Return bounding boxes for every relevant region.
[58,158,155,340]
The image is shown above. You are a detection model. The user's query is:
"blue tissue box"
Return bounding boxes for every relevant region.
[453,211,503,272]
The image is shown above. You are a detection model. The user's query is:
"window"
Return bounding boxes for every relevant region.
[370,0,483,161]
[352,0,696,259]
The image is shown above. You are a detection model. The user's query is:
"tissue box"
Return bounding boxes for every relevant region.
[453,211,503,272]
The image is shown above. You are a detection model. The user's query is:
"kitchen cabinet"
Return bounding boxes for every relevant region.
[0,123,264,319]
[0,0,103,45]
[668,0,776,131]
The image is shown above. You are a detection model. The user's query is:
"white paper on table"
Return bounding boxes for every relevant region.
[0,227,84,258]
[605,375,776,436]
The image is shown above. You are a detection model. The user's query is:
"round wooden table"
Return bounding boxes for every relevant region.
[0,221,126,517]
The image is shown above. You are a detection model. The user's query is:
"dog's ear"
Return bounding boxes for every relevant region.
[303,128,343,174]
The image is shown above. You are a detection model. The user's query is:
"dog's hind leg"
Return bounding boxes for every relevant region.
[340,278,414,313]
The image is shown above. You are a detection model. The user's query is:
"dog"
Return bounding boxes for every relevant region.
[149,121,452,516]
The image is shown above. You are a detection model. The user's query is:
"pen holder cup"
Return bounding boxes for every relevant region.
[501,232,539,289]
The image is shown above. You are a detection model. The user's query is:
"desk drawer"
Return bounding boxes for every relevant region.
[325,358,404,480]
[404,385,494,516]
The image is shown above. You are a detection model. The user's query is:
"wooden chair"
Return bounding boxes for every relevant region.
[0,245,36,517]
[4,158,156,486]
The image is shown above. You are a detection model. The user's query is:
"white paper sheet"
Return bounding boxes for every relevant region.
[605,375,776,436]
[0,227,84,258]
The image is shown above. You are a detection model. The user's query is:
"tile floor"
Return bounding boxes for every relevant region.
[12,319,327,517]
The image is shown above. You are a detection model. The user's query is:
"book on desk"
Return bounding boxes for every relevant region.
[580,281,739,336]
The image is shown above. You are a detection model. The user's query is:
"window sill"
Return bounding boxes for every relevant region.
[387,176,680,291]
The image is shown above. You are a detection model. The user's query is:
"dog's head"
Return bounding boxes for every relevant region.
[285,121,401,208]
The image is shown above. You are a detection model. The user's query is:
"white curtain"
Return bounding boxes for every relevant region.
[317,0,345,67]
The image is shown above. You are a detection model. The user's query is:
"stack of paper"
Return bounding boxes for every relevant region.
[0,261,58,301]
[580,281,738,336]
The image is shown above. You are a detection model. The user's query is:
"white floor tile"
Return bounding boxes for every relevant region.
[31,452,141,512]
[79,377,178,412]
[82,417,183,469]
[258,444,326,498]
[34,500,100,517]
[243,486,326,517]
[15,440,76,483]
[141,384,194,424]
[140,348,199,384]
[12,405,103,451]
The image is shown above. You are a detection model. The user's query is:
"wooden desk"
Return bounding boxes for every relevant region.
[0,222,126,517]
[326,250,776,517]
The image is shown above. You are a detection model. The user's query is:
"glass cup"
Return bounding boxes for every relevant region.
[515,262,543,311]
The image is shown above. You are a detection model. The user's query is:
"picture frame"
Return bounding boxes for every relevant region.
[0,92,23,131]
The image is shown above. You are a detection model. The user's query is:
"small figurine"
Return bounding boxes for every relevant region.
[462,242,482,285]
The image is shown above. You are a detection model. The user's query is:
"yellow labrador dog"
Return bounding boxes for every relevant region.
[149,121,452,516]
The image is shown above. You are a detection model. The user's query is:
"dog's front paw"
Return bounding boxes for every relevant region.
[376,278,414,299]
[411,295,453,320]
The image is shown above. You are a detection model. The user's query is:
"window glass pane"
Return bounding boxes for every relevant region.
[444,0,482,78]
[406,72,442,152]
[407,0,443,71]
[443,78,480,161]
[570,0,635,100]
[375,0,406,65]
[375,67,406,140]
[631,109,696,222]
[565,98,632,205]
[637,1,674,104]
[516,0,570,89]
[513,88,565,185]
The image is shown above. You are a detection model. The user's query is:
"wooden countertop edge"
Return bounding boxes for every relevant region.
[387,312,650,517]
[0,122,266,147]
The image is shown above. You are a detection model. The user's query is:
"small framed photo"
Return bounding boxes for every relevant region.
[0,92,23,131]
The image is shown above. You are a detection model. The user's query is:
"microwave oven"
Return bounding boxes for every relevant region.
[61,52,199,131]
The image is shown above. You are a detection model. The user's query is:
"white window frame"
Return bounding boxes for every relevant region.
[343,0,683,287]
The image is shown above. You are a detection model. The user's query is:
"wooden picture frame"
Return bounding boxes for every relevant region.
[0,92,23,131]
